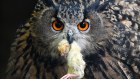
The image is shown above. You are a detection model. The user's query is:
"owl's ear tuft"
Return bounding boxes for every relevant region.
[84,0,110,13]
[84,0,100,14]
[42,0,61,7]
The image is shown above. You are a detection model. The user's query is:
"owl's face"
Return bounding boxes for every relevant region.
[33,0,109,57]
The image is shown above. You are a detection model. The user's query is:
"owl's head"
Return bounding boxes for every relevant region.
[32,0,110,58]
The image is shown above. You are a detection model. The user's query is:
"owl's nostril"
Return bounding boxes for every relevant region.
[67,30,74,44]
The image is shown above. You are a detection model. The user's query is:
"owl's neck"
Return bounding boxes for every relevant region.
[29,37,67,66]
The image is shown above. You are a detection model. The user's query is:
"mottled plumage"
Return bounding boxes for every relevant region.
[7,0,140,79]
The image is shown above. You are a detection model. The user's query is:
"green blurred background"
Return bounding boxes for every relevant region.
[1,0,37,78]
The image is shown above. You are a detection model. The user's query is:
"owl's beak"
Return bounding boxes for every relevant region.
[67,30,74,44]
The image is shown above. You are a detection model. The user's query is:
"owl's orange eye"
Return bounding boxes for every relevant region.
[52,20,64,31]
[77,21,89,31]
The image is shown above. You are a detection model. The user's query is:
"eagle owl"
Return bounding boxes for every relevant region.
[7,0,140,79]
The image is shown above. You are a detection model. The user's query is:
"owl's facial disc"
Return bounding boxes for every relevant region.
[51,16,90,45]
[66,20,90,44]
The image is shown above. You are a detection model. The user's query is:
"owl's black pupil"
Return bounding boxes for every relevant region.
[56,21,62,28]
[80,22,86,28]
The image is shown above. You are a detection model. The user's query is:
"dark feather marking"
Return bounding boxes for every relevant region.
[23,61,32,79]
[84,65,95,79]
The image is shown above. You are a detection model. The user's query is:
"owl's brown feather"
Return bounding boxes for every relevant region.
[7,0,140,79]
